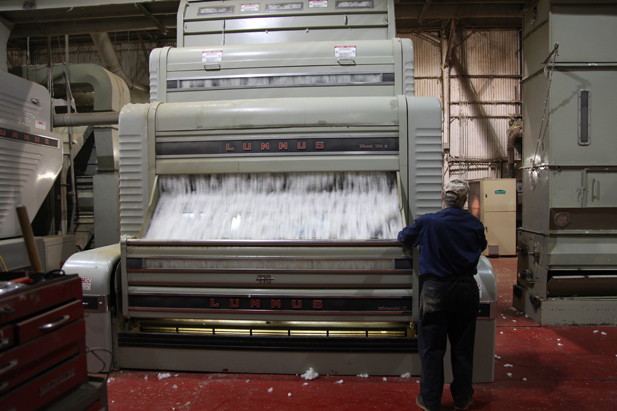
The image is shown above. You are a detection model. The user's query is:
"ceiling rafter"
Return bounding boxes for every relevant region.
[418,0,433,25]
[135,3,168,36]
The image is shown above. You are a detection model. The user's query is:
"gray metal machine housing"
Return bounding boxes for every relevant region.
[63,0,498,380]
[515,0,617,325]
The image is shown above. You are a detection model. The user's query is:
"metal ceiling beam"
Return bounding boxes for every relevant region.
[400,1,526,3]
[8,15,177,38]
[135,3,168,36]
[418,0,433,25]
[397,17,522,30]
[395,3,524,18]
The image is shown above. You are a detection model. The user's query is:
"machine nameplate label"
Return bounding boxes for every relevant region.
[129,294,412,314]
[202,51,223,62]
[335,46,356,58]
[156,137,399,156]
[0,126,59,148]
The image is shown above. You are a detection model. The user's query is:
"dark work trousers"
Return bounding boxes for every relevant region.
[418,277,479,411]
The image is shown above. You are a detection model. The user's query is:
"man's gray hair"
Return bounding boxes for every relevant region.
[442,178,470,208]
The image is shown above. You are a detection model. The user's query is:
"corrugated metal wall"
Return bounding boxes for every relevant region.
[9,30,520,180]
[400,30,521,181]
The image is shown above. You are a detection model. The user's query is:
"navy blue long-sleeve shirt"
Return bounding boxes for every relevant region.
[397,207,487,278]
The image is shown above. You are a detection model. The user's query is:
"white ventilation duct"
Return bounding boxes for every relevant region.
[90,32,148,94]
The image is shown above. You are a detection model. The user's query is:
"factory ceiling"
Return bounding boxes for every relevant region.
[1,0,525,48]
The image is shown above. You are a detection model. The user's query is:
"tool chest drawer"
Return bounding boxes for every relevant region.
[0,275,82,324]
[16,300,83,344]
[0,319,85,395]
[0,274,90,410]
[0,353,88,411]
[0,324,14,352]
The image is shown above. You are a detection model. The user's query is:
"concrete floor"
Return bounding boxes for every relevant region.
[101,258,617,410]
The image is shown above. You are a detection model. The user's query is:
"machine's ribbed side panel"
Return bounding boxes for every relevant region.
[401,38,415,97]
[0,147,39,236]
[412,131,443,217]
[119,105,151,238]
[406,97,443,220]
[0,74,63,239]
[148,49,160,103]
[149,47,170,103]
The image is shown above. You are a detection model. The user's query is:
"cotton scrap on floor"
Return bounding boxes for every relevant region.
[301,368,319,380]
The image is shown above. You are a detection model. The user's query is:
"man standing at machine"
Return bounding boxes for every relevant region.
[398,178,487,411]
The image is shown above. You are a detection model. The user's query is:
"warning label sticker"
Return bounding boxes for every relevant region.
[82,277,92,291]
[202,51,223,62]
[334,46,356,58]
[241,3,260,12]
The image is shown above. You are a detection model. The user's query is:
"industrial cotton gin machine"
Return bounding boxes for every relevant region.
[63,25,496,379]
[63,95,497,380]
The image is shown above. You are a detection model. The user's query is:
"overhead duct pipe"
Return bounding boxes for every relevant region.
[54,111,120,127]
[91,32,149,94]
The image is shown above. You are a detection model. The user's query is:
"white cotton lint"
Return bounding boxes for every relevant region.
[301,367,320,381]
[143,172,403,241]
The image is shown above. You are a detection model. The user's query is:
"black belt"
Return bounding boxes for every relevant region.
[422,274,474,282]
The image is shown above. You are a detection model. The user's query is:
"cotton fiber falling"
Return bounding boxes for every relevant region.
[143,172,403,241]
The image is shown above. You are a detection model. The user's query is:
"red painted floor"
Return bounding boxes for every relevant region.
[102,258,617,410]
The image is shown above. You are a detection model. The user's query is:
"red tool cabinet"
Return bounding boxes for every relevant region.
[0,274,103,411]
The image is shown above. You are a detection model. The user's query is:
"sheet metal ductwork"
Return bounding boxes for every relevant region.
[90,32,149,100]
